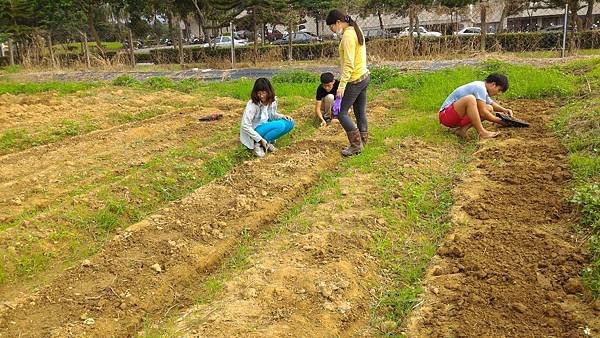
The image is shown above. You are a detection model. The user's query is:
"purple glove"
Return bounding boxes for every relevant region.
[332,97,342,117]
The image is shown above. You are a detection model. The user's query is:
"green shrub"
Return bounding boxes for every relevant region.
[175,78,203,93]
[370,66,403,85]
[143,76,174,90]
[572,184,600,230]
[113,75,142,87]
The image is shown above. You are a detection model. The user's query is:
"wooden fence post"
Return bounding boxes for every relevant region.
[128,29,136,67]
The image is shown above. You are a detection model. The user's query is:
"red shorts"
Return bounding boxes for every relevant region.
[439,104,471,128]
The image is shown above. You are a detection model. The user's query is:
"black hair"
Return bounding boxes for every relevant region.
[320,72,335,84]
[325,9,365,46]
[251,77,275,105]
[485,73,509,92]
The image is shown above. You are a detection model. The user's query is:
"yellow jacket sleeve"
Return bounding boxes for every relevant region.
[338,28,357,91]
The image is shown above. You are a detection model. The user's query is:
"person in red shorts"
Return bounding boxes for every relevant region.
[439,73,514,139]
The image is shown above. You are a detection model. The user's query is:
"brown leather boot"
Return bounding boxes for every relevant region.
[360,131,368,145]
[341,129,363,157]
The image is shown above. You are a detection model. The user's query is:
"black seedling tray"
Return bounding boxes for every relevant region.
[496,113,530,128]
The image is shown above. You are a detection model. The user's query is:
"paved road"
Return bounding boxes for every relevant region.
[2,57,575,83]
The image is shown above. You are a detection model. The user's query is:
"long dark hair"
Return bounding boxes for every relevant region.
[250,77,275,105]
[325,9,364,46]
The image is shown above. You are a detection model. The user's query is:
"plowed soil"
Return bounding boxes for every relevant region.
[172,136,461,338]
[1,84,598,338]
[0,91,247,299]
[0,130,346,337]
[408,100,600,337]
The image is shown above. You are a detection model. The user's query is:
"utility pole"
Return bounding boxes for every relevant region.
[561,4,569,58]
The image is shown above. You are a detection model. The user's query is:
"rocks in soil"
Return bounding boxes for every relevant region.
[337,301,352,314]
[242,288,257,299]
[317,280,349,300]
[437,245,464,258]
[511,302,528,313]
[151,263,162,273]
[81,259,92,268]
[318,282,335,300]
[563,278,583,294]
[536,272,552,290]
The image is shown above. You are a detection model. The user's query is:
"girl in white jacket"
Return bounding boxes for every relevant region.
[240,78,295,157]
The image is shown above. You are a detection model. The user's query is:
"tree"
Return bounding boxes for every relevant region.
[584,0,597,29]
[0,0,37,39]
[295,0,334,36]
[495,0,529,33]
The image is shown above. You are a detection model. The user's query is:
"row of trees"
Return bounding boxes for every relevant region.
[0,0,597,65]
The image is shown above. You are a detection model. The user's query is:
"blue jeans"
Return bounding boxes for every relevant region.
[255,119,295,143]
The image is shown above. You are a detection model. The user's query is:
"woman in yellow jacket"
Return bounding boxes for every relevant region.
[326,9,370,157]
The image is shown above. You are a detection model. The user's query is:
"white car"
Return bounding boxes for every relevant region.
[455,27,495,36]
[201,36,248,48]
[397,26,442,37]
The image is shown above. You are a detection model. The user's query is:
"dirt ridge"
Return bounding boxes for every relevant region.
[0,131,345,337]
[407,100,600,337]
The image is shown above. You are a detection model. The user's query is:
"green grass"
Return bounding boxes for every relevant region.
[0,65,23,74]
[0,80,101,95]
[110,108,167,124]
[57,41,124,54]
[551,61,600,298]
[112,76,206,94]
[0,119,97,154]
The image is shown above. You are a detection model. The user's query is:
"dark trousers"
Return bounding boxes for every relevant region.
[339,76,369,133]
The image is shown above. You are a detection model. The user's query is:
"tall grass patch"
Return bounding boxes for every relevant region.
[552,63,600,297]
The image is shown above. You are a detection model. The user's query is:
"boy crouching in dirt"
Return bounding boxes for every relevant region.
[314,72,340,127]
[439,73,514,139]
[240,78,295,158]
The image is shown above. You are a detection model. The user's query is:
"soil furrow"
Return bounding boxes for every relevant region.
[0,88,198,135]
[407,100,600,337]
[171,136,463,337]
[0,132,345,337]
[0,103,240,224]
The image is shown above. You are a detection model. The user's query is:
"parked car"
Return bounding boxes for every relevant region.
[397,26,442,37]
[271,32,321,45]
[201,36,248,48]
[541,25,568,32]
[454,27,495,36]
[265,29,284,42]
[363,28,393,41]
[123,39,143,49]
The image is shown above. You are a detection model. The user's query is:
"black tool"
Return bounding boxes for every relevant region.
[496,113,530,128]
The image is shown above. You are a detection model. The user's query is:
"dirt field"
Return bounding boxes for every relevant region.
[408,101,600,337]
[0,78,598,337]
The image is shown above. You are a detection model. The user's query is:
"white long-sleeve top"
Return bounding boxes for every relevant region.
[239,97,285,149]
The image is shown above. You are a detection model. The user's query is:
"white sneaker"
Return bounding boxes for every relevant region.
[266,143,277,152]
[253,143,265,157]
